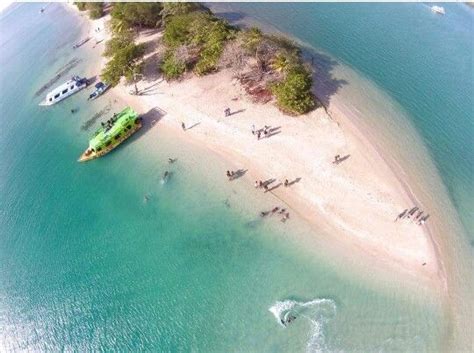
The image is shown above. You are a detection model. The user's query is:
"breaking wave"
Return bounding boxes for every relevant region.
[269,298,337,353]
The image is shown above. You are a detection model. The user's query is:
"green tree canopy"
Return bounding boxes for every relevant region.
[87,2,104,20]
[101,43,146,86]
[74,2,104,19]
[74,2,87,11]
[240,27,263,56]
[111,2,163,31]
[103,31,136,58]
[160,2,201,22]
[271,68,316,115]
[161,12,235,78]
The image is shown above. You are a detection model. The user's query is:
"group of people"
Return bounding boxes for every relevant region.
[254,178,293,191]
[254,180,273,192]
[395,206,430,225]
[281,314,297,326]
[101,114,118,131]
[251,125,271,140]
[260,206,290,222]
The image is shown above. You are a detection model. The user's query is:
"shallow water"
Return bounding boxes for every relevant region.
[0,3,470,352]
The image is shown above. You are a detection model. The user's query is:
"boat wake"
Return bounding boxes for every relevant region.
[269,298,336,353]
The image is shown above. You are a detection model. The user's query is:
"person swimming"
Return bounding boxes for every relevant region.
[161,171,171,184]
[281,314,297,326]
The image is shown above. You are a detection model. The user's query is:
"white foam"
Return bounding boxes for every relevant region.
[269,298,337,353]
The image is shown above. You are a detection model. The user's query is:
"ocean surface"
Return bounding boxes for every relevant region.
[0,3,471,352]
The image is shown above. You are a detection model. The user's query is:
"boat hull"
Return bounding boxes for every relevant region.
[78,119,142,162]
[39,83,87,106]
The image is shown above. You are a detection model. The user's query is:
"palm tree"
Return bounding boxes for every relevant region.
[111,18,126,34]
[271,53,289,73]
[159,3,197,25]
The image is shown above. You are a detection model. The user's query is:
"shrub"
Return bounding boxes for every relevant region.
[163,12,234,76]
[101,43,146,86]
[75,2,104,19]
[103,31,136,58]
[194,21,234,75]
[88,3,104,20]
[74,2,87,11]
[160,2,201,21]
[271,68,315,115]
[163,14,192,47]
[111,2,163,30]
[160,50,186,80]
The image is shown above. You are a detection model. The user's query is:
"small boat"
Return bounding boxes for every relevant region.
[78,107,142,162]
[39,75,88,106]
[73,37,91,49]
[431,6,445,15]
[88,82,110,100]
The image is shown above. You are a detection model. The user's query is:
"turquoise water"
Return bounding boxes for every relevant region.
[0,3,470,352]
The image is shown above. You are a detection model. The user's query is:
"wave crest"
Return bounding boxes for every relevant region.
[269,298,337,353]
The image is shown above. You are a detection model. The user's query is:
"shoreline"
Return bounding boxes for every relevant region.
[73,6,445,292]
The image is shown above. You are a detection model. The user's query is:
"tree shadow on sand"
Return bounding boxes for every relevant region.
[302,50,348,108]
[142,52,163,84]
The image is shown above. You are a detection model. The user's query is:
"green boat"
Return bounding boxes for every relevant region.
[79,107,142,162]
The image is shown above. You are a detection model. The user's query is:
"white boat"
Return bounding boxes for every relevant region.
[431,6,445,15]
[88,82,110,101]
[39,76,88,106]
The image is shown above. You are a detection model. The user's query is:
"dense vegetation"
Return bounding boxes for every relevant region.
[161,9,235,78]
[101,31,145,87]
[100,3,163,86]
[110,2,162,32]
[74,2,104,20]
[100,2,316,115]
[271,67,315,114]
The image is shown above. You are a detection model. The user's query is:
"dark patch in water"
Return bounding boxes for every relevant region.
[81,105,112,131]
[34,58,82,97]
[245,219,262,228]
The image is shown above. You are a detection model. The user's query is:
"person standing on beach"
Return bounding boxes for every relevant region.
[251,125,256,135]
[181,122,186,131]
[284,179,289,187]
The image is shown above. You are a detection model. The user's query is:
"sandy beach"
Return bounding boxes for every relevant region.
[73,8,445,292]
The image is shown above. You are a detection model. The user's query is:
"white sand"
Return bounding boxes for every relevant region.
[78,12,443,289]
